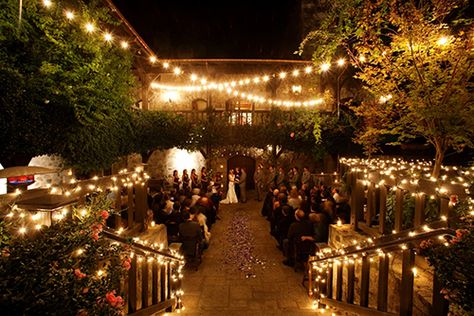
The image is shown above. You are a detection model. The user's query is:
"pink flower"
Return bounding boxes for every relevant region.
[91,232,99,241]
[74,268,86,279]
[419,239,433,249]
[106,290,124,308]
[455,229,468,239]
[123,257,131,271]
[100,210,109,220]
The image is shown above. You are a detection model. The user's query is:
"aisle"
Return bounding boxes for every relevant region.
[175,196,317,316]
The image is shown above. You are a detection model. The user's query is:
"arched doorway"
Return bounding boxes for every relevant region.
[227,155,256,190]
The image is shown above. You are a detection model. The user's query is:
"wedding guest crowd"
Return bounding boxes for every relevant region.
[257,165,350,267]
[147,167,224,261]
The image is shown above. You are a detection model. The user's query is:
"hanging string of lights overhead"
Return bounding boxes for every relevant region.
[150,82,325,107]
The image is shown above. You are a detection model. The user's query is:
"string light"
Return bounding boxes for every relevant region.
[65,10,75,20]
[320,63,330,72]
[84,22,95,33]
[42,0,52,8]
[337,58,345,66]
[149,56,157,63]
[103,32,113,42]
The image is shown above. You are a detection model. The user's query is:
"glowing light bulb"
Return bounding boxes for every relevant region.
[320,63,330,72]
[292,69,299,76]
[173,67,182,75]
[262,75,270,81]
[120,41,129,49]
[162,62,170,69]
[304,66,312,73]
[149,56,157,63]
[437,36,448,46]
[65,10,75,20]
[337,58,345,66]
[359,55,366,63]
[84,22,95,33]
[42,0,52,8]
[190,74,197,81]
[19,227,27,234]
[103,32,113,42]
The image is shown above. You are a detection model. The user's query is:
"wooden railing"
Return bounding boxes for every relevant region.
[170,109,290,125]
[339,164,467,235]
[103,230,185,315]
[307,224,453,316]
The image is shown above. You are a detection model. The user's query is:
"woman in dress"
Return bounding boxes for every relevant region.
[191,169,199,189]
[182,169,190,193]
[200,167,208,193]
[220,169,238,204]
[172,170,180,191]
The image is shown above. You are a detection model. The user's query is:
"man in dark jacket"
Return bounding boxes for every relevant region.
[282,209,313,266]
[179,212,204,257]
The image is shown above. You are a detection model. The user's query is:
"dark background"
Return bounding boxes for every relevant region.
[113,0,303,59]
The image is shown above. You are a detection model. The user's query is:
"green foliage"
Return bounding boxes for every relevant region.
[0,0,136,172]
[300,0,474,177]
[385,190,414,231]
[419,214,474,314]
[131,110,191,161]
[0,195,129,315]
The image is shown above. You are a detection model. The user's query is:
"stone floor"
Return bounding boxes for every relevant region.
[167,194,337,316]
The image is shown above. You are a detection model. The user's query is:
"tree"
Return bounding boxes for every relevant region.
[300,0,474,178]
[0,0,136,172]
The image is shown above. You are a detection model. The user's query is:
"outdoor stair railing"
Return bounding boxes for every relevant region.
[103,230,185,315]
[307,222,453,316]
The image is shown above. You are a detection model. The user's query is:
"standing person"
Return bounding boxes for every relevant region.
[182,169,190,193]
[301,167,312,188]
[172,170,180,191]
[265,165,277,192]
[239,167,247,203]
[254,165,263,201]
[234,167,241,201]
[220,169,238,204]
[191,169,199,189]
[275,167,286,189]
[288,168,295,188]
[200,167,208,193]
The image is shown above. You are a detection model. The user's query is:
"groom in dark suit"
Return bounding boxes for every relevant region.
[234,167,241,201]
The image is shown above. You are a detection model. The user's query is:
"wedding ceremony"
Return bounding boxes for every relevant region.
[0,0,473,315]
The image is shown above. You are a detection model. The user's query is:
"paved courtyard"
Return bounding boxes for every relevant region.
[172,194,329,316]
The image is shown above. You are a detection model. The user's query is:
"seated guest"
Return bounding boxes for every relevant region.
[155,199,173,224]
[304,212,330,243]
[282,209,313,266]
[190,188,201,207]
[196,197,216,230]
[332,188,346,204]
[179,212,206,256]
[276,204,293,249]
[190,206,211,243]
[287,188,302,210]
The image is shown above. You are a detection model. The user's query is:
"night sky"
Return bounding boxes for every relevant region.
[113,0,303,59]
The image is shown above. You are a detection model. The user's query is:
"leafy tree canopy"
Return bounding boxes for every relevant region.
[300,0,474,177]
[0,0,136,172]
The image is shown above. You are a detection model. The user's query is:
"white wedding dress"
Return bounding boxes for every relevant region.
[220,174,238,204]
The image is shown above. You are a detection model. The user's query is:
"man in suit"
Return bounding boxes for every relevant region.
[282,209,313,266]
[301,167,312,189]
[234,167,241,201]
[179,212,205,256]
[239,167,247,203]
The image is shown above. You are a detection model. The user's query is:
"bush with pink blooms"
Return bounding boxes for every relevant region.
[0,194,129,315]
[419,211,474,315]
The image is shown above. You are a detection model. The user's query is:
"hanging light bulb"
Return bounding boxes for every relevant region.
[103,32,113,42]
[120,41,129,49]
[84,22,95,33]
[65,10,75,20]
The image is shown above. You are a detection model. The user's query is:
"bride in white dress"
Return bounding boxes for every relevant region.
[220,169,238,204]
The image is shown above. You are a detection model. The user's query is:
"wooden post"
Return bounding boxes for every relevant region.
[360,255,370,307]
[432,270,449,316]
[160,264,166,302]
[439,197,450,219]
[347,263,355,304]
[128,255,138,313]
[377,255,389,312]
[336,263,343,301]
[414,193,426,228]
[142,260,149,308]
[326,263,333,299]
[134,183,148,231]
[394,188,404,232]
[152,261,159,305]
[400,249,415,316]
[366,182,375,226]
[127,185,135,227]
[379,185,388,234]
[351,179,365,230]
